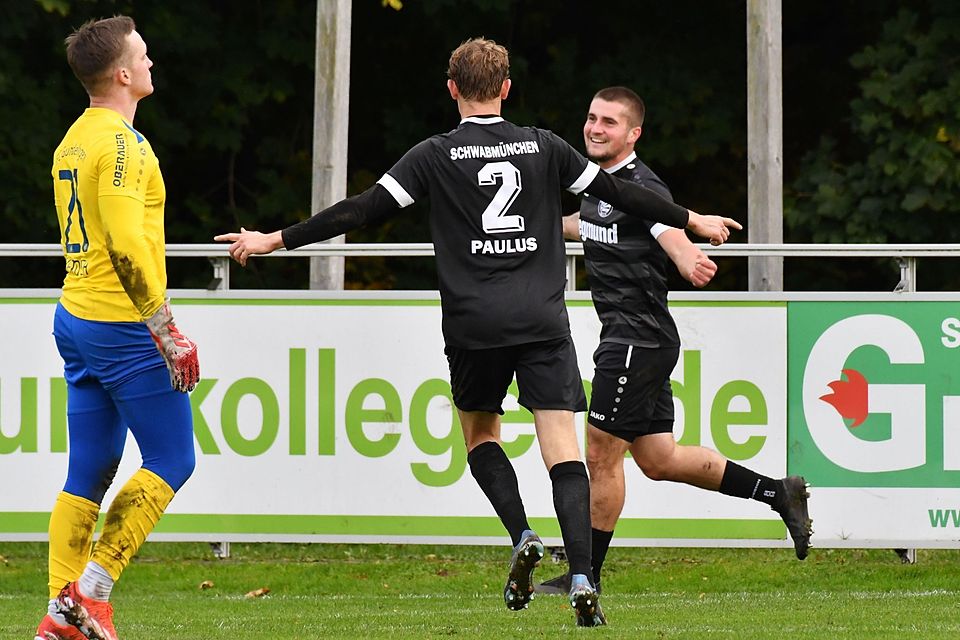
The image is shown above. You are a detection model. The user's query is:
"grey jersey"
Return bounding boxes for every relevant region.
[579,153,680,348]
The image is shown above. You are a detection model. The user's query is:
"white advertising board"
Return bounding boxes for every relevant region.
[5,291,957,548]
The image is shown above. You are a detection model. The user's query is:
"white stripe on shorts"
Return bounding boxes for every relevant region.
[624,344,634,368]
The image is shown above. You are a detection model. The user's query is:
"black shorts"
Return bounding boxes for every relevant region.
[587,342,679,442]
[445,336,587,414]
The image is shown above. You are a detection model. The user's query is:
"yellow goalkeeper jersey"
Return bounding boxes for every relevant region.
[53,107,167,322]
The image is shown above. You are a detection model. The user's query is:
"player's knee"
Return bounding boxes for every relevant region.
[586,446,619,476]
[65,456,122,504]
[635,456,673,482]
[158,450,196,493]
[585,447,601,473]
[94,458,121,502]
[173,453,197,491]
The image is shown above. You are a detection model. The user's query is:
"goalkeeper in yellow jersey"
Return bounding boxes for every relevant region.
[36,15,200,640]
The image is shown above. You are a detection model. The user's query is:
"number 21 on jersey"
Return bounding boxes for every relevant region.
[58,168,90,254]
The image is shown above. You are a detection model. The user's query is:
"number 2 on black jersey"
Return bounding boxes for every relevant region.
[478,161,524,233]
[59,168,89,254]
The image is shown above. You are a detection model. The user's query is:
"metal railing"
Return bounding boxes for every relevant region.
[3,242,958,293]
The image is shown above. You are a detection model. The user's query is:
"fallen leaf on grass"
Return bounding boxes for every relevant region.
[245,587,270,598]
[199,580,215,590]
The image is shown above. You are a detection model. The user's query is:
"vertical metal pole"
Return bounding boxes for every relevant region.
[747,0,783,291]
[894,257,917,292]
[208,257,230,291]
[309,0,352,289]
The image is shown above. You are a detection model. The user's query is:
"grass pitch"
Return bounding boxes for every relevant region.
[1,542,958,639]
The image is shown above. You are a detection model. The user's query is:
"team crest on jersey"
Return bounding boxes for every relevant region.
[597,201,613,218]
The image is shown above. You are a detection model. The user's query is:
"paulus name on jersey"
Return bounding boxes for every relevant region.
[470,237,539,255]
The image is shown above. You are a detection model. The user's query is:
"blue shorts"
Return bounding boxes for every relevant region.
[53,303,195,501]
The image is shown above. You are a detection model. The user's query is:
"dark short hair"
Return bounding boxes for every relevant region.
[447,38,510,102]
[593,86,646,127]
[65,15,136,96]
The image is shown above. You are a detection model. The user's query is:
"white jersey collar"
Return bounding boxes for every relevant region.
[603,151,638,174]
[460,115,505,125]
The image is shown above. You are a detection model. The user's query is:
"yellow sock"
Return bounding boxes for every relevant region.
[48,491,99,599]
[91,468,175,580]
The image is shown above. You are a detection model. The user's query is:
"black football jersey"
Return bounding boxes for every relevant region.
[378,116,599,349]
[579,152,680,348]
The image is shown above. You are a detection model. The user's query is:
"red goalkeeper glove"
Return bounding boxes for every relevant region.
[145,299,200,393]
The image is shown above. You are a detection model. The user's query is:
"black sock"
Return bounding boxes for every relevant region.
[549,460,592,578]
[468,441,530,545]
[591,528,613,586]
[718,461,780,507]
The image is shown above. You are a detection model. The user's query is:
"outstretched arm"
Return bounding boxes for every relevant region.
[214,184,400,266]
[657,228,716,288]
[585,170,741,246]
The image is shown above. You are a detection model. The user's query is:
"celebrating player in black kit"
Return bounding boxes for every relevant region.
[216,40,741,627]
[537,87,812,598]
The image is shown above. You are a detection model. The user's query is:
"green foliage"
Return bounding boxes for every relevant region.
[36,0,69,16]
[2,1,317,288]
[5,1,956,290]
[0,4,75,245]
[787,1,960,248]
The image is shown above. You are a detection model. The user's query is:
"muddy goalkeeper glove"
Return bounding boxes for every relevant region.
[145,299,200,392]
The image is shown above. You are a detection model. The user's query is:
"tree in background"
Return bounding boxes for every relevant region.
[3,1,951,290]
[1,1,318,289]
[785,0,960,289]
